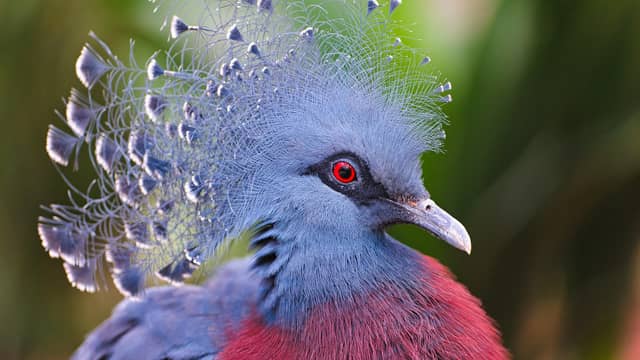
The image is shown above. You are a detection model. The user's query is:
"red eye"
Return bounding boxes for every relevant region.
[332,161,356,183]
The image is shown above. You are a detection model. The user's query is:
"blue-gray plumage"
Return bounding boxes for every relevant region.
[39,0,508,358]
[72,260,258,359]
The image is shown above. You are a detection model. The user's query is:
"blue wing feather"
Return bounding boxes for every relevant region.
[72,259,258,360]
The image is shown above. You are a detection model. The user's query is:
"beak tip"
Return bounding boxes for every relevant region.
[457,234,472,255]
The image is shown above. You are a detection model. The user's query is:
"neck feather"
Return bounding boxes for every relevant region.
[250,225,424,328]
[232,229,508,359]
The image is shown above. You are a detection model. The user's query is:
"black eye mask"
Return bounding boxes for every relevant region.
[305,151,389,204]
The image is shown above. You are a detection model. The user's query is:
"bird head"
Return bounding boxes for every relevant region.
[243,82,470,256]
[38,0,468,296]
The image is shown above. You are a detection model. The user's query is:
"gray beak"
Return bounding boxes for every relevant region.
[386,198,472,254]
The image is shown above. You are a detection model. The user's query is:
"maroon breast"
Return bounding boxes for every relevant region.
[219,256,508,360]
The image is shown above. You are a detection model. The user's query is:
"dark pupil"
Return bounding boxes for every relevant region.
[338,165,352,180]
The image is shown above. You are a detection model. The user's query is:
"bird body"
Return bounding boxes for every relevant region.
[39,0,509,358]
[74,253,506,359]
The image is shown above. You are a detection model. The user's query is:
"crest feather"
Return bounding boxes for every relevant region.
[39,0,451,295]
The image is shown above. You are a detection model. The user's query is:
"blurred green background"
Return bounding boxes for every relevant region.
[1,0,639,359]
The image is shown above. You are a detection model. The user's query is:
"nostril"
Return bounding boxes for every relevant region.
[422,199,435,211]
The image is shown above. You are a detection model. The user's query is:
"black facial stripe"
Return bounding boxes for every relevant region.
[305,151,389,204]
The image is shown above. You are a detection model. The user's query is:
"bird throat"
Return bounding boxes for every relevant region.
[250,226,424,329]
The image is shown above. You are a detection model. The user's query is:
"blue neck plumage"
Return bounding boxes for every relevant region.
[249,221,423,328]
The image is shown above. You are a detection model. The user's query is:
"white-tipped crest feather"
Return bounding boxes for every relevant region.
[75,46,109,88]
